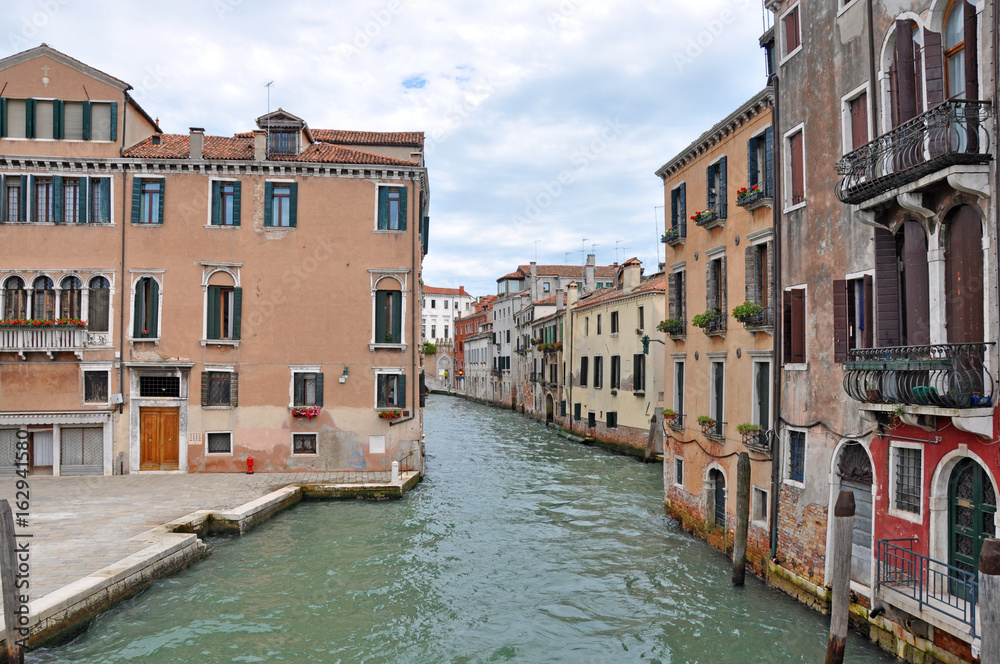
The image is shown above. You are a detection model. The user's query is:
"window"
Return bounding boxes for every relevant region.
[610,311,619,333]
[139,375,180,398]
[888,20,924,127]
[669,183,686,236]
[674,456,684,487]
[706,255,726,330]
[132,277,159,339]
[607,412,618,428]
[207,286,242,341]
[87,276,110,332]
[377,185,407,230]
[706,157,727,218]
[753,361,771,430]
[292,433,317,455]
[588,411,597,428]
[207,432,232,454]
[782,5,800,56]
[667,271,685,333]
[6,99,26,139]
[637,306,644,330]
[32,276,55,320]
[63,101,84,140]
[3,276,26,319]
[202,371,237,407]
[673,360,685,427]
[543,281,551,293]
[746,129,774,196]
[833,276,872,362]
[211,181,241,226]
[89,102,115,141]
[943,0,977,100]
[264,182,297,227]
[579,356,589,387]
[596,314,602,335]
[610,355,621,390]
[585,317,589,335]
[633,354,646,393]
[891,444,922,515]
[293,372,323,407]
[744,243,771,321]
[710,361,725,437]
[847,92,869,152]
[375,288,403,344]
[782,287,806,365]
[132,178,164,224]
[83,370,109,404]
[60,276,82,319]
[34,177,54,222]
[90,178,111,223]
[377,373,406,408]
[34,100,54,139]
[443,300,449,309]
[63,177,80,222]
[574,403,581,421]
[269,130,297,155]
[786,430,806,484]
[431,324,437,338]
[787,129,804,206]
[5,176,24,222]
[752,487,769,523]
[593,355,604,389]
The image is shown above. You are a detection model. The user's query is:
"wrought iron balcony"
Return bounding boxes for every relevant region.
[877,538,979,637]
[843,343,994,409]
[737,306,774,331]
[701,317,726,336]
[836,100,993,205]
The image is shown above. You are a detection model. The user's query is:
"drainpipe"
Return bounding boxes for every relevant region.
[769,72,783,561]
[993,0,999,380]
[117,93,130,475]
[391,172,420,432]
[866,0,880,132]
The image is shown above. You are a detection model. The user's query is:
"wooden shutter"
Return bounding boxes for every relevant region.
[100,178,111,223]
[718,156,727,219]
[211,181,221,225]
[18,175,26,222]
[764,127,774,197]
[850,93,868,150]
[706,164,715,211]
[157,178,165,224]
[895,20,918,123]
[964,2,978,99]
[874,227,901,347]
[391,290,402,342]
[232,181,242,226]
[82,100,91,140]
[745,245,757,303]
[901,220,930,345]
[133,282,143,338]
[110,102,118,142]
[207,286,220,339]
[28,175,35,222]
[131,178,142,224]
[924,30,944,108]
[0,175,5,222]
[0,97,6,137]
[148,279,159,337]
[398,374,406,408]
[785,7,800,52]
[25,98,35,138]
[88,286,109,332]
[791,289,806,363]
[668,273,678,319]
[789,132,804,204]
[78,177,88,224]
[398,185,408,231]
[264,182,274,226]
[201,372,210,406]
[377,187,389,229]
[863,274,873,348]
[375,291,388,341]
[53,175,63,223]
[315,373,324,407]
[52,99,63,139]
[670,188,678,228]
[747,137,758,187]
[782,290,793,362]
[230,373,239,407]
[293,373,305,406]
[833,280,849,362]
[232,288,242,340]
[288,182,297,227]
[679,182,686,237]
[581,357,588,386]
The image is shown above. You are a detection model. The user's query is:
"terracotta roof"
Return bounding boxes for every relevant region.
[124,134,418,165]
[496,264,616,283]
[424,286,469,296]
[312,129,424,147]
[533,294,557,306]
[573,273,666,311]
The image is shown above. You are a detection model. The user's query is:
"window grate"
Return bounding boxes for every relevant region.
[788,431,806,483]
[293,433,317,455]
[208,373,231,406]
[894,447,922,513]
[207,432,232,454]
[84,371,109,403]
[139,376,180,398]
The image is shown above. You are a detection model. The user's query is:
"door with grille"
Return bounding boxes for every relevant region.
[60,427,103,476]
[949,458,997,596]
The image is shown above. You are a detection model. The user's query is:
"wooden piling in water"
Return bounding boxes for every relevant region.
[644,415,657,462]
[981,538,1000,664]
[826,490,855,664]
[0,499,24,664]
[732,452,750,586]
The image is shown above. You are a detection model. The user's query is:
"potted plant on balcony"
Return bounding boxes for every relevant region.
[635,327,644,335]
[736,184,765,207]
[657,318,684,335]
[610,388,618,396]
[379,409,403,420]
[697,415,718,436]
[0,317,87,328]
[662,408,677,420]
[422,341,438,355]
[691,209,716,225]
[661,228,679,243]
[291,406,322,421]
[731,301,763,323]
[737,422,763,447]
[691,309,722,330]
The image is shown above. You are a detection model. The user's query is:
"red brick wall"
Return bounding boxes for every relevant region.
[776,484,827,586]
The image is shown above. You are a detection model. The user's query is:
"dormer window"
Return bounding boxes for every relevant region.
[268,130,297,155]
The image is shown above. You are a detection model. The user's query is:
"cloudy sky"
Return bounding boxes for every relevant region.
[3,0,770,296]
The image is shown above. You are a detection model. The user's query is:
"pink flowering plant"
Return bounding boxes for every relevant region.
[291,406,322,420]
[379,409,402,419]
[0,318,87,328]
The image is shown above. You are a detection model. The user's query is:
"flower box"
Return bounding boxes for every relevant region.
[657,318,684,335]
[378,409,402,420]
[0,318,87,328]
[292,406,322,420]
[691,209,718,226]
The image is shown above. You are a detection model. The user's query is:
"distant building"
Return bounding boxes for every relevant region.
[422,285,472,344]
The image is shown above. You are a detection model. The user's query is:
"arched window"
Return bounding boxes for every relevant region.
[375,278,403,345]
[60,276,83,320]
[888,20,924,127]
[88,276,111,332]
[133,277,159,339]
[2,277,26,319]
[32,277,55,320]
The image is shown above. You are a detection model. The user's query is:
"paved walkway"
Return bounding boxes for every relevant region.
[0,472,387,604]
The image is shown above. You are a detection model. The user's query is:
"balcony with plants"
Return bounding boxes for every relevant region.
[657,317,685,338]
[835,100,993,207]
[735,184,771,211]
[661,225,685,247]
[0,318,88,358]
[732,301,773,332]
[692,309,725,336]
[691,208,721,229]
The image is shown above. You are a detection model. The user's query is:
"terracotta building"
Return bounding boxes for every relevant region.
[0,45,429,476]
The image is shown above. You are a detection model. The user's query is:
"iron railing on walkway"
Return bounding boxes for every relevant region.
[836,100,993,205]
[843,343,994,409]
[877,538,978,637]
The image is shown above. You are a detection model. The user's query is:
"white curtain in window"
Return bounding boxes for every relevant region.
[7,100,26,139]
[64,102,84,139]
[35,101,54,139]
[91,103,112,141]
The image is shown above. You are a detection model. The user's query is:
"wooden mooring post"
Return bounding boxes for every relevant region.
[732,452,750,586]
[0,499,24,664]
[826,490,855,664]
[644,415,657,462]
[981,538,1000,664]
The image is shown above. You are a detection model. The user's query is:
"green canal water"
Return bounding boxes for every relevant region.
[31,396,895,663]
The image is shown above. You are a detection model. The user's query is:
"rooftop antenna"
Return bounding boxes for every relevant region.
[581,238,588,265]
[654,205,665,265]
[615,240,623,263]
[264,80,274,158]
[591,243,600,257]
[564,252,573,264]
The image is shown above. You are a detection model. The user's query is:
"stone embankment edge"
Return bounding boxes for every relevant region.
[0,472,422,659]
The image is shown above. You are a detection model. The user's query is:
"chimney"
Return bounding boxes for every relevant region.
[254,129,267,161]
[565,282,579,308]
[622,259,642,291]
[584,253,596,292]
[530,261,538,301]
[189,128,205,160]
[556,288,565,311]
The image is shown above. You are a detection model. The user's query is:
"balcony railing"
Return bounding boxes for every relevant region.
[0,326,86,355]
[701,317,726,336]
[663,222,686,246]
[836,100,993,205]
[843,343,994,409]
[738,306,774,331]
[877,538,978,637]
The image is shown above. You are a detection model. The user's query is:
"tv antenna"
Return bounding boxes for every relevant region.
[264,80,274,157]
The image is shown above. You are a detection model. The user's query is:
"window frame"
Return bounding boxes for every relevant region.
[752,486,769,526]
[840,82,872,155]
[785,428,807,487]
[376,183,408,231]
[264,180,297,228]
[673,358,685,428]
[139,179,163,224]
[202,369,236,409]
[130,274,162,341]
[889,441,924,522]
[784,123,806,211]
[291,432,318,456]
[782,285,808,370]
[779,3,802,63]
[674,456,685,488]
[375,370,407,409]
[290,367,323,408]
[206,431,234,456]
[81,365,111,406]
[208,178,241,227]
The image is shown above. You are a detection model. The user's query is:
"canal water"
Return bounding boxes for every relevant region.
[31,396,894,663]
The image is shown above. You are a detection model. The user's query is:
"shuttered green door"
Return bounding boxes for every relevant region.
[949,459,997,598]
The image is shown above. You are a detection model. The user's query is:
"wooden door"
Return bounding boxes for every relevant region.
[140,407,179,470]
[949,459,997,597]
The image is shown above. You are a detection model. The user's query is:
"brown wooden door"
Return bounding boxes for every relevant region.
[945,205,984,343]
[140,407,179,470]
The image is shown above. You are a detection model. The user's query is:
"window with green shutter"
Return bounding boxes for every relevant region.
[89,177,111,223]
[211,180,241,226]
[264,181,296,227]
[206,285,242,340]
[133,276,159,339]
[376,373,406,408]
[375,289,403,344]
[293,372,323,407]
[377,185,407,230]
[132,178,164,224]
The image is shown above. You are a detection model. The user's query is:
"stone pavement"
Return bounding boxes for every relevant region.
[0,471,389,604]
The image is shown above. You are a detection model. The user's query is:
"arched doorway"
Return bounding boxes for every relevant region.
[836,443,874,585]
[708,468,726,529]
[948,458,997,592]
[545,394,554,425]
